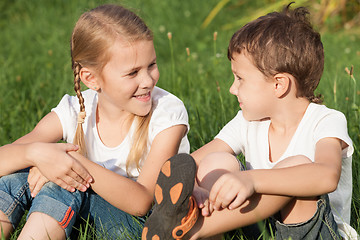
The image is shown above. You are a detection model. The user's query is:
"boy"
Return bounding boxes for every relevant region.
[143,3,356,240]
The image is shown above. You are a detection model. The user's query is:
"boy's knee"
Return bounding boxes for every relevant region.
[197,152,240,181]
[273,155,312,169]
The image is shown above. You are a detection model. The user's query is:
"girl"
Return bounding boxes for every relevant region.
[0,4,189,240]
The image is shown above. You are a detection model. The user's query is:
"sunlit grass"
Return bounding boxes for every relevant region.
[0,0,359,239]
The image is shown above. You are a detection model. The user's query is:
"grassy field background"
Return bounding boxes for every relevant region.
[0,0,359,238]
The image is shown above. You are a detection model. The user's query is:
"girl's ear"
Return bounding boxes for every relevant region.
[79,67,100,91]
[273,73,292,98]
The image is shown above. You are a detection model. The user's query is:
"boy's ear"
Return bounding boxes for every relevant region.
[79,67,100,91]
[273,73,291,98]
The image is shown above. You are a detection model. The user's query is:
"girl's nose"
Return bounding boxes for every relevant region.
[140,73,155,88]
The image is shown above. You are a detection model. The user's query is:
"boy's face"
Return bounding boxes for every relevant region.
[229,52,276,121]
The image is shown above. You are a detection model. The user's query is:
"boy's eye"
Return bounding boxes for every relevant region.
[149,62,156,68]
[236,75,242,81]
[128,70,138,77]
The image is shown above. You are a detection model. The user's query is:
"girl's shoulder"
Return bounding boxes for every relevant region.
[151,87,186,113]
[152,87,183,104]
[53,89,97,117]
[149,87,189,136]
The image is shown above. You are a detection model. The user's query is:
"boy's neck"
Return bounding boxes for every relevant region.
[269,97,310,134]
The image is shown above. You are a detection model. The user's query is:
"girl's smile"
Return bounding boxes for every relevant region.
[135,92,152,102]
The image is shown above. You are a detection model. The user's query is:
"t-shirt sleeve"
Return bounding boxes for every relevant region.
[51,94,78,143]
[215,111,246,155]
[149,94,189,140]
[314,110,354,158]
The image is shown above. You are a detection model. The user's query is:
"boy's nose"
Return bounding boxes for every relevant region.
[229,81,238,96]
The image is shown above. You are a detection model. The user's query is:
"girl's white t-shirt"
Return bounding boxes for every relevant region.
[52,87,190,178]
[215,103,356,238]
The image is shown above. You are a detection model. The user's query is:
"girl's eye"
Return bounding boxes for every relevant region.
[236,75,242,81]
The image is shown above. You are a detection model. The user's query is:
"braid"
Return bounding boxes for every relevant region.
[72,61,87,156]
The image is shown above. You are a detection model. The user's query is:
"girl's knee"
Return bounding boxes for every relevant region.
[0,210,14,237]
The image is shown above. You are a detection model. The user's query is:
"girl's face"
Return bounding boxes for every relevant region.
[97,39,159,116]
[229,52,275,121]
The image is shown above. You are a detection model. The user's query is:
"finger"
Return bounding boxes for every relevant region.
[28,173,39,194]
[219,185,236,209]
[65,169,90,189]
[53,178,76,193]
[214,183,234,210]
[209,201,214,213]
[228,193,247,210]
[201,205,210,217]
[62,174,88,192]
[31,178,48,198]
[70,160,93,184]
[61,143,79,152]
[208,177,225,205]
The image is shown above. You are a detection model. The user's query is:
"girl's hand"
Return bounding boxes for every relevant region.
[28,142,93,193]
[209,172,255,212]
[28,167,49,197]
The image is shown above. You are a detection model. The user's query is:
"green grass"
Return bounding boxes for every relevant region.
[0,0,359,239]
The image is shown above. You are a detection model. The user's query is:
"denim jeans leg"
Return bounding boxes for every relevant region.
[80,190,147,240]
[273,194,341,240]
[0,170,33,229]
[28,181,85,238]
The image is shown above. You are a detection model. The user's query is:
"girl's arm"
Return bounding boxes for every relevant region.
[71,124,187,216]
[0,112,92,191]
[191,139,235,166]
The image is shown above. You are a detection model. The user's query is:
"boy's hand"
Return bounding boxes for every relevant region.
[193,185,212,216]
[209,172,255,211]
[28,167,49,197]
[28,142,92,193]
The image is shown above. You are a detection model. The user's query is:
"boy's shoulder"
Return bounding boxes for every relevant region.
[306,103,346,121]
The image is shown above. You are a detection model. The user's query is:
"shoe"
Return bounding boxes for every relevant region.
[142,153,199,240]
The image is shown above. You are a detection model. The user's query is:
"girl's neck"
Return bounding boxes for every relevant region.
[95,102,134,148]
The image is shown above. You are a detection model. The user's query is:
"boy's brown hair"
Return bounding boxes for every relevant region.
[228,3,324,103]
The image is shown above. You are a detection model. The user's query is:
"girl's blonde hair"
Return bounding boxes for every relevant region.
[71,4,153,176]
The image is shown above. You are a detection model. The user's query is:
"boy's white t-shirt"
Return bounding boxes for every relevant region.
[52,87,190,178]
[215,103,356,238]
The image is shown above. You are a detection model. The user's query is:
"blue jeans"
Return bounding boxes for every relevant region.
[0,170,147,239]
[239,194,341,240]
[271,194,341,239]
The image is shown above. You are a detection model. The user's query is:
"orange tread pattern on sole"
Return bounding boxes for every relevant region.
[142,227,148,239]
[170,183,183,204]
[161,161,171,177]
[155,184,163,204]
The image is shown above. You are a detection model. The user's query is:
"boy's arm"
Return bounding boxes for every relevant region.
[209,137,342,210]
[251,137,342,196]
